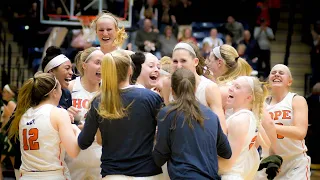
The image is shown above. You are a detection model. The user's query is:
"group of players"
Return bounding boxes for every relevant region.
[2,12,310,180]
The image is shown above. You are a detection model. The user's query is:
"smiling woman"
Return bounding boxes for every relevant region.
[42,46,73,109]
[90,12,128,54]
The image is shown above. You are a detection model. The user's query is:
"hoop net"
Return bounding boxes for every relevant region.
[77,16,96,42]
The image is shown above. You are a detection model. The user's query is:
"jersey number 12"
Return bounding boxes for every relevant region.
[23,128,40,150]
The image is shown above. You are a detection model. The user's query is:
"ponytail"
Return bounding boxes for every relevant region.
[162,68,205,129]
[251,78,269,128]
[98,53,125,119]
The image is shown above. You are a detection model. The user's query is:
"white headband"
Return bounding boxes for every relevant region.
[98,14,118,26]
[242,76,255,93]
[212,46,223,60]
[173,43,196,56]
[44,54,69,73]
[4,84,15,96]
[84,49,101,62]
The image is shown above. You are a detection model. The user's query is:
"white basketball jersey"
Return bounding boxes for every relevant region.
[19,104,68,177]
[266,92,308,159]
[221,109,260,179]
[71,77,98,123]
[169,76,212,106]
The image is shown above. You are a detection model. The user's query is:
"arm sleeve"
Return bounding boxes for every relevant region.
[216,116,232,159]
[78,98,100,150]
[153,109,171,167]
[254,27,260,39]
[266,28,275,39]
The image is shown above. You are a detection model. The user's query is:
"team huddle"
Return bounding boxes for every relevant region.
[3,12,310,180]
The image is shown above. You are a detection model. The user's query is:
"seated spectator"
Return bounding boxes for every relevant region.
[201,42,211,59]
[178,27,197,45]
[237,44,257,70]
[159,26,178,57]
[239,30,260,69]
[202,28,224,49]
[224,33,237,48]
[140,0,158,24]
[138,7,158,30]
[225,16,244,43]
[135,19,161,56]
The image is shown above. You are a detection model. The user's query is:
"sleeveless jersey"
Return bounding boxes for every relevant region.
[169,76,212,106]
[71,77,98,123]
[266,92,308,159]
[221,109,260,179]
[19,104,68,176]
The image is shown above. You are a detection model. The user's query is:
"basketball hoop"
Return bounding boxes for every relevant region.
[77,16,96,43]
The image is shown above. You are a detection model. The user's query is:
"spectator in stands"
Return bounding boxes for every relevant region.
[138,7,158,30]
[201,42,211,59]
[171,0,193,26]
[239,30,260,70]
[256,0,270,27]
[140,0,158,25]
[159,25,178,57]
[158,0,175,34]
[254,18,274,78]
[268,0,281,35]
[202,28,224,49]
[135,18,161,56]
[224,33,237,48]
[306,83,320,167]
[178,27,197,45]
[225,16,244,43]
[310,38,320,87]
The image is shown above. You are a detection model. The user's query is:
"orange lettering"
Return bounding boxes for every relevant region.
[274,111,282,120]
[73,99,82,109]
[269,112,274,120]
[282,110,291,119]
[82,99,89,109]
[249,136,258,150]
[275,123,284,139]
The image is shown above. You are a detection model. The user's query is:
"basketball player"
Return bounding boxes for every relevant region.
[153,68,231,179]
[91,12,131,55]
[130,52,160,89]
[8,73,80,180]
[206,45,277,152]
[161,42,227,133]
[42,46,73,110]
[78,50,163,179]
[66,47,104,180]
[218,76,269,180]
[258,64,310,179]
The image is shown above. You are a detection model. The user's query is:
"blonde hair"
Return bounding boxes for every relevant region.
[160,56,172,74]
[91,12,128,47]
[9,73,57,140]
[98,50,132,119]
[75,47,100,76]
[244,76,269,128]
[270,64,293,80]
[213,44,252,84]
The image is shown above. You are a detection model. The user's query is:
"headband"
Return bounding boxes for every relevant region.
[173,43,196,57]
[4,84,15,96]
[212,46,223,60]
[98,14,118,26]
[44,78,58,96]
[84,49,102,62]
[44,54,69,73]
[242,76,254,92]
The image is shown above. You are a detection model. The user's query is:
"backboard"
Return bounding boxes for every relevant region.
[40,0,133,28]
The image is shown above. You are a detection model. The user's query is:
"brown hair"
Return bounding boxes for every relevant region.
[161,68,205,129]
[9,73,58,140]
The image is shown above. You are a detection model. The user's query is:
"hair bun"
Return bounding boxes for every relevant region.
[45,46,62,57]
[130,52,145,66]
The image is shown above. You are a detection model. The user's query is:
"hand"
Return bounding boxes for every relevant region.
[171,15,176,24]
[153,28,159,33]
[144,40,151,46]
[151,87,161,95]
[67,106,81,122]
